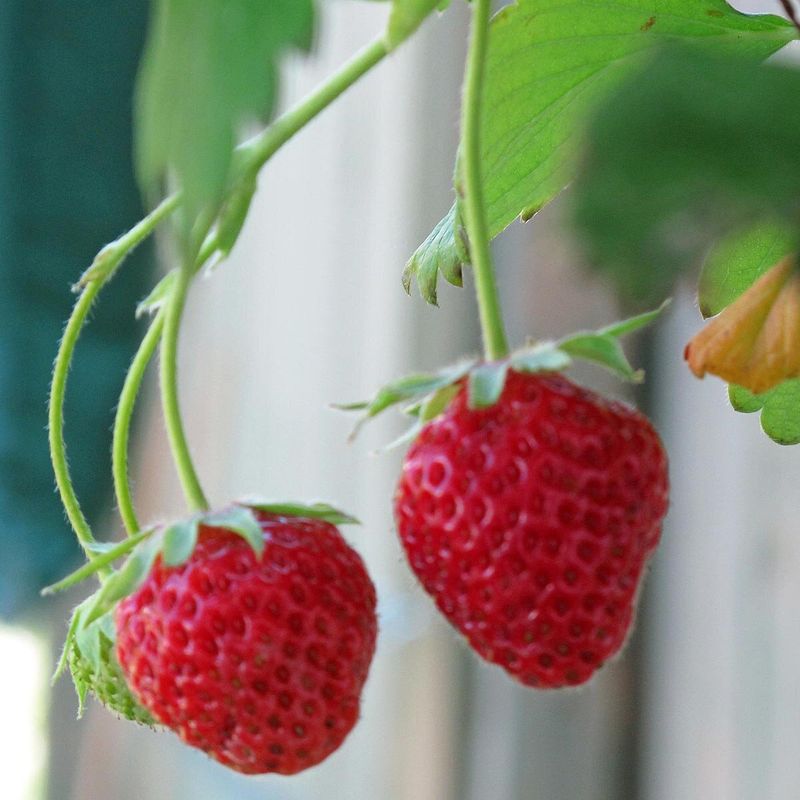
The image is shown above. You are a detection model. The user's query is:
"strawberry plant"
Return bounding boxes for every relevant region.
[42,0,800,779]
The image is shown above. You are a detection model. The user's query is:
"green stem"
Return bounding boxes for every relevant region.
[461,0,509,361]
[160,264,209,511]
[142,41,391,512]
[238,37,388,177]
[49,195,180,570]
[49,282,104,561]
[113,310,166,535]
[41,528,153,596]
[77,193,181,288]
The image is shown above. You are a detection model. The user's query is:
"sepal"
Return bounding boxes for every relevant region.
[240,500,359,526]
[337,302,668,445]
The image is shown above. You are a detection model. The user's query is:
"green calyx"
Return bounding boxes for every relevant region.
[45,501,359,606]
[338,301,669,446]
[57,597,154,725]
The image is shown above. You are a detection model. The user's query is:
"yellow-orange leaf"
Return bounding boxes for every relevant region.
[685,255,800,394]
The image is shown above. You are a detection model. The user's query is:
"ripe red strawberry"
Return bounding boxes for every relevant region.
[115,510,377,774]
[394,369,668,688]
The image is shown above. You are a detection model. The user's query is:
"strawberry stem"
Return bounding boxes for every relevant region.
[159,262,209,512]
[461,0,509,361]
[49,282,106,565]
[113,309,166,535]
[49,33,402,559]
[48,197,178,570]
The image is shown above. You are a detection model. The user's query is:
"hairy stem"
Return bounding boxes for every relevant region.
[49,193,181,567]
[113,310,166,535]
[77,193,181,287]
[160,264,209,511]
[49,282,104,560]
[461,0,509,361]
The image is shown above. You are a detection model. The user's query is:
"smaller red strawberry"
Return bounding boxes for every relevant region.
[112,505,377,775]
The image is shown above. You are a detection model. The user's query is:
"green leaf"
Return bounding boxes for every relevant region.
[419,383,461,422]
[403,205,466,305]
[136,270,177,318]
[370,373,460,414]
[74,610,110,674]
[71,609,117,717]
[728,384,764,414]
[161,518,200,567]
[399,381,461,420]
[84,541,122,555]
[215,173,258,257]
[340,359,476,436]
[698,221,797,318]
[599,299,671,337]
[408,0,793,303]
[728,381,800,445]
[135,0,314,220]
[83,536,162,625]
[572,45,800,302]
[468,361,510,409]
[509,302,666,380]
[53,604,85,684]
[559,334,643,382]
[333,400,370,412]
[380,420,424,452]
[64,600,155,724]
[41,529,154,596]
[378,383,462,452]
[202,506,265,558]
[242,501,360,526]
[340,359,473,447]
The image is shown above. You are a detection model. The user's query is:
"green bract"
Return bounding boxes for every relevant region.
[340,303,667,444]
[241,501,360,526]
[64,603,155,725]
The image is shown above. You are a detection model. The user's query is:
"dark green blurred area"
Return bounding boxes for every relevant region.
[0,1,153,618]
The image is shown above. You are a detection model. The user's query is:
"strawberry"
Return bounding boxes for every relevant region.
[114,509,377,775]
[394,369,668,688]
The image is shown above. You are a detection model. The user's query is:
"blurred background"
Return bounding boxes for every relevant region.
[2,1,800,798]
